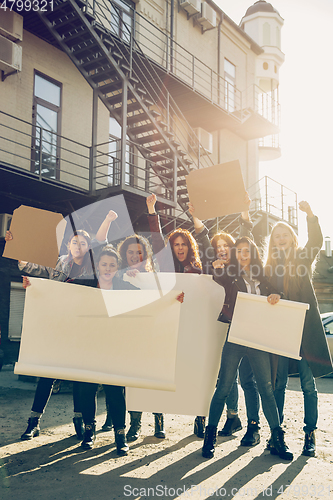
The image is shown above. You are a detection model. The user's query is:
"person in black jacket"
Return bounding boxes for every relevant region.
[202,237,293,462]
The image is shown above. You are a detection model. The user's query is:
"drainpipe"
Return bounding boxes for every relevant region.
[217,15,222,163]
[90,87,98,194]
[121,80,128,189]
[170,0,174,72]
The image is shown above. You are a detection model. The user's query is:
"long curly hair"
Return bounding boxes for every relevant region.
[117,234,154,272]
[167,228,202,270]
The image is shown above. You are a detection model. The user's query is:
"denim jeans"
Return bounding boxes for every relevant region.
[208,342,280,430]
[79,382,126,429]
[31,377,81,414]
[274,356,318,433]
[226,356,260,423]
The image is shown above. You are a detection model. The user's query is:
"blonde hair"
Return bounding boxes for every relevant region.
[265,222,300,295]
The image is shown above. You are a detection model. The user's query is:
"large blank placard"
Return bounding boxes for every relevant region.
[228,292,309,359]
[186,160,248,220]
[126,273,227,416]
[14,278,181,390]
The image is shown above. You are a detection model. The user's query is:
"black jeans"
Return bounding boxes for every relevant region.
[31,377,81,414]
[79,382,126,430]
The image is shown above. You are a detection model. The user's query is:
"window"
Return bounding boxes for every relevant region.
[31,72,62,179]
[263,22,271,45]
[108,116,133,186]
[224,59,236,112]
[110,0,134,43]
[276,26,281,49]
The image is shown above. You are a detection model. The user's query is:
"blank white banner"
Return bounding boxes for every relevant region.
[14,278,181,390]
[228,292,309,359]
[126,273,227,416]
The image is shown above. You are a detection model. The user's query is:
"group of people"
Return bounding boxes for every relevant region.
[5,194,332,460]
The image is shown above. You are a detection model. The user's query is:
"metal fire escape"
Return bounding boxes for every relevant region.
[36,0,214,227]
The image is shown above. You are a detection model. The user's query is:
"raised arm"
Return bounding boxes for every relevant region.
[299,201,323,266]
[95,210,118,242]
[239,192,254,238]
[187,201,213,274]
[146,194,166,256]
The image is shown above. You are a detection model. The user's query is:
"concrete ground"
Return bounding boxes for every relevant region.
[0,365,332,500]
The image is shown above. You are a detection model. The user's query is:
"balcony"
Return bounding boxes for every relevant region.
[259,134,281,161]
[85,0,280,136]
[0,110,179,210]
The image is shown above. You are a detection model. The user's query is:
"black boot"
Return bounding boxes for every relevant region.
[21,417,40,440]
[81,423,96,450]
[101,414,113,432]
[302,430,315,457]
[194,416,206,438]
[218,416,242,436]
[115,428,129,456]
[271,427,293,461]
[202,425,217,458]
[126,411,142,442]
[240,422,260,446]
[154,413,165,438]
[73,416,84,440]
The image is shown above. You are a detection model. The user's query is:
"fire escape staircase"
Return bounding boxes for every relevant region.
[36,0,214,220]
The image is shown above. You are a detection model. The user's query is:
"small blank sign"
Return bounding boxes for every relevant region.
[3,205,66,268]
[186,160,248,220]
[228,292,309,359]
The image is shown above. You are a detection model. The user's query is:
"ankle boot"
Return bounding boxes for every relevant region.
[126,411,142,442]
[21,417,40,440]
[202,425,217,458]
[73,416,84,440]
[101,414,113,432]
[194,416,206,438]
[271,426,293,461]
[81,423,96,450]
[154,413,165,438]
[115,428,129,456]
[240,422,260,446]
[302,430,315,457]
[218,416,242,436]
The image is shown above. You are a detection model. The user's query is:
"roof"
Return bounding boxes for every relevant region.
[207,0,263,55]
[244,1,281,18]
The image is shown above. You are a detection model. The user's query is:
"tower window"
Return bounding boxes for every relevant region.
[263,22,270,45]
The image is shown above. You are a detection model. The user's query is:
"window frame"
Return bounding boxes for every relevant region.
[31,70,62,180]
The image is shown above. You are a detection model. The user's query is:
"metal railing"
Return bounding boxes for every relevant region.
[0,111,183,200]
[86,0,279,127]
[259,134,280,149]
[1,117,294,229]
[248,176,298,227]
[0,110,91,191]
[94,135,177,200]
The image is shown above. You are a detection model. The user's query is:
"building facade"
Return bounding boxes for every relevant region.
[0,0,297,361]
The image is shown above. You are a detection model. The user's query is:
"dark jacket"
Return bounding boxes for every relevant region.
[147,214,201,274]
[267,216,332,378]
[213,267,276,324]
